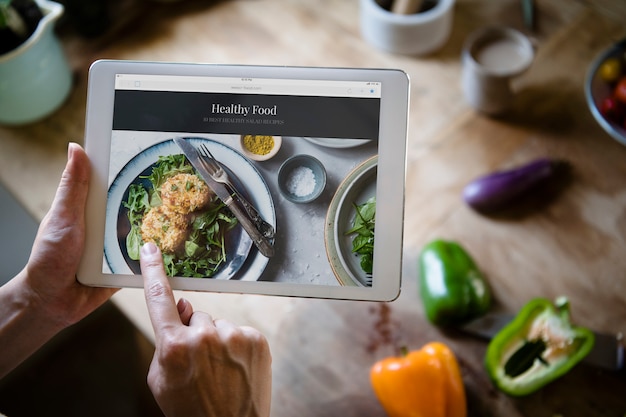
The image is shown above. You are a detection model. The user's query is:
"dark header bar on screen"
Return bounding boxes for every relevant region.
[112,90,380,140]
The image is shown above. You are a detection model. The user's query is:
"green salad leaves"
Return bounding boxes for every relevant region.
[345,197,375,275]
[123,154,238,277]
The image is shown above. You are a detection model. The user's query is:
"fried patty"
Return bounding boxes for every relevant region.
[140,205,190,254]
[161,173,212,214]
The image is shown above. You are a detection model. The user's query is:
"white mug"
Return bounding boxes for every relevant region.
[461,26,534,114]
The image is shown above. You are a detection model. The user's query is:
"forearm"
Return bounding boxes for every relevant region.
[0,269,65,379]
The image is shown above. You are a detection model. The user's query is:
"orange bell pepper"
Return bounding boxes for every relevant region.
[370,342,467,417]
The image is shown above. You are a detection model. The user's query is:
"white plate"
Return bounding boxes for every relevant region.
[105,137,275,281]
[304,137,372,148]
[325,156,377,286]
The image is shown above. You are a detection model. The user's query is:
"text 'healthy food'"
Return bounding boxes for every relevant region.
[485,297,595,396]
[418,239,491,327]
[124,154,238,277]
[370,342,467,417]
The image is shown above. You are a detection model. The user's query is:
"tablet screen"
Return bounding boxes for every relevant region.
[81,62,407,300]
[104,73,380,286]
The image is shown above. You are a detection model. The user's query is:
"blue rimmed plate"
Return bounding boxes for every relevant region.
[105,137,275,280]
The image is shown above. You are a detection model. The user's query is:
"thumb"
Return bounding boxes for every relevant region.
[140,243,182,336]
[51,143,90,222]
[29,143,90,270]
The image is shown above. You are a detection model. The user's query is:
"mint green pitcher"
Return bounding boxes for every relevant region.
[0,0,72,125]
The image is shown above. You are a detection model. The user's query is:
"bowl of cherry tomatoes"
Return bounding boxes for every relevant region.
[585,38,626,147]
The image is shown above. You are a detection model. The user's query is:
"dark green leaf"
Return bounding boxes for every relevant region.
[126,226,142,261]
[345,197,376,275]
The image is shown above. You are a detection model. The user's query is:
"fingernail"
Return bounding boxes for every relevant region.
[177,298,189,314]
[67,142,77,160]
[141,242,158,257]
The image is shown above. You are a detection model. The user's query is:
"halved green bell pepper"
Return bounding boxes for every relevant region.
[418,239,491,326]
[485,297,595,396]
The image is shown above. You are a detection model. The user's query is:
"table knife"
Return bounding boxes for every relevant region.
[459,313,624,371]
[174,138,275,258]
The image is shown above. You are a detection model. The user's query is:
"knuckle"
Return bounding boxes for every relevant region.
[190,325,219,347]
[143,257,165,271]
[240,325,268,345]
[145,280,171,300]
[157,333,190,365]
[228,325,271,355]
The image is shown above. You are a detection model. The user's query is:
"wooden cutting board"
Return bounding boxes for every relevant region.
[270,258,626,417]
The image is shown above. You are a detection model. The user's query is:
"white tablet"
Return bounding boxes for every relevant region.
[78,60,408,301]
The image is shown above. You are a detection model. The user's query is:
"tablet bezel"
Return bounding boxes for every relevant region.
[78,60,408,301]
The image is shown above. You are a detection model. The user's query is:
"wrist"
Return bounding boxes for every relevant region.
[5,270,72,334]
[0,271,65,379]
[29,268,80,330]
[3,269,67,336]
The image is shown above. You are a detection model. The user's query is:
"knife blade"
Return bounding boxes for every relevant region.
[459,313,624,371]
[174,137,275,258]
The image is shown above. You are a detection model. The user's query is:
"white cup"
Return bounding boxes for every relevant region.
[461,26,535,115]
[360,0,455,55]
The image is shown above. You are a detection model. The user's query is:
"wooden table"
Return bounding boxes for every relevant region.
[1,0,626,415]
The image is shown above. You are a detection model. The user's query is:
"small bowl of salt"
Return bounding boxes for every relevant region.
[278,155,326,203]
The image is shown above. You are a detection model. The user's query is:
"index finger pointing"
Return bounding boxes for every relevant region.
[140,242,182,335]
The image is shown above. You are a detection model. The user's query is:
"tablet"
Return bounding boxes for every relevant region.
[78,60,408,301]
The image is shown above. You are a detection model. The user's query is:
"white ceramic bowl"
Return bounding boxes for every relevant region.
[359,0,455,55]
[239,135,282,161]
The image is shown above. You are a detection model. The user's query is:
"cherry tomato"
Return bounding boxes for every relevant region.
[599,96,626,124]
[599,58,623,83]
[614,76,626,103]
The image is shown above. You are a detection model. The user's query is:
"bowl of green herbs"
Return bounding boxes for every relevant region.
[325,156,377,287]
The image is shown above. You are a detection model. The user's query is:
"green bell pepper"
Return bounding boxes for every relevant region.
[418,239,491,326]
[485,297,595,396]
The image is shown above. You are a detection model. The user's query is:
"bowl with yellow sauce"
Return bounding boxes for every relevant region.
[239,135,282,161]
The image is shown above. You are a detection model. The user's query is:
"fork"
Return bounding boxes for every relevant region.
[363,274,373,287]
[197,144,276,239]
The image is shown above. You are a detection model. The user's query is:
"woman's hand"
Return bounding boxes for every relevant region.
[24,143,118,327]
[0,143,118,378]
[140,242,272,417]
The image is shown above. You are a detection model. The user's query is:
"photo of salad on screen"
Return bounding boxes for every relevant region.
[122,154,239,277]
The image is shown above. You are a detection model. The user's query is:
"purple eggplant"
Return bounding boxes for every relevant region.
[463,158,570,214]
